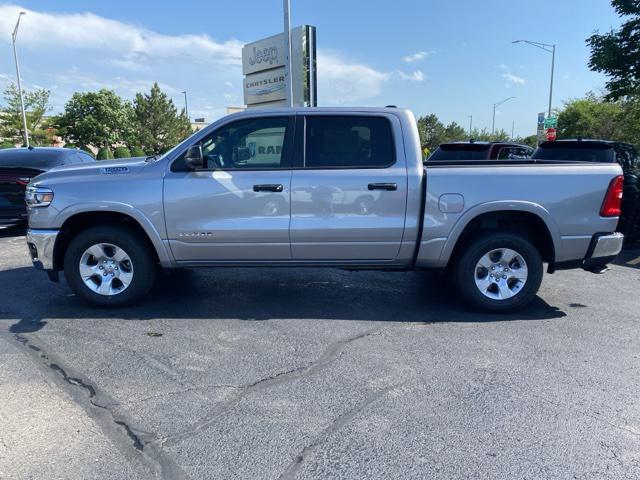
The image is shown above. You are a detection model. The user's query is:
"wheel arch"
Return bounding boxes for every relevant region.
[52,207,173,271]
[441,202,560,269]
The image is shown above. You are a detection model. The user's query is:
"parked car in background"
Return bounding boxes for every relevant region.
[25,108,624,312]
[427,141,534,163]
[0,147,94,229]
[532,140,640,242]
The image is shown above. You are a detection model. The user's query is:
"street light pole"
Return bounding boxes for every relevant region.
[181,90,189,121]
[512,40,556,117]
[12,12,28,148]
[467,115,473,137]
[492,97,516,135]
[283,0,293,107]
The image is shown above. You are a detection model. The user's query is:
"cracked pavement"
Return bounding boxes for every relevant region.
[1,231,640,479]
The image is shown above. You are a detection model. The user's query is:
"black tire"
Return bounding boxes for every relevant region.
[452,231,543,313]
[63,225,157,307]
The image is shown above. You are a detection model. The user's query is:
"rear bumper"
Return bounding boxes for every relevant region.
[583,232,624,271]
[26,228,58,270]
[554,232,624,272]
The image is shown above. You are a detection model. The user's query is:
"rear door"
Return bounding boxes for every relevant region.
[289,113,408,261]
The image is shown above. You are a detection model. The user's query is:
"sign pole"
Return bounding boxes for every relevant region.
[283,0,293,107]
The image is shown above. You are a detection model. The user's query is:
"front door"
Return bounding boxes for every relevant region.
[164,116,294,262]
[290,114,408,261]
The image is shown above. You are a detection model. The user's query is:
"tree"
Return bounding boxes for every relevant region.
[416,114,445,150]
[131,83,192,155]
[55,89,133,149]
[0,83,52,146]
[557,92,624,140]
[587,0,640,99]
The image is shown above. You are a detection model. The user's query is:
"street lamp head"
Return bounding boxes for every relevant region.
[19,11,26,16]
[512,40,522,44]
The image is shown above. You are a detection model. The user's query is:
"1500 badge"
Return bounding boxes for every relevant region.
[102,166,130,174]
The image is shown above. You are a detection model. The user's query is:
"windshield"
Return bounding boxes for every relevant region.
[428,144,490,161]
[532,144,614,163]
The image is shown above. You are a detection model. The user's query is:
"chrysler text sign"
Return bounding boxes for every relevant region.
[244,69,287,105]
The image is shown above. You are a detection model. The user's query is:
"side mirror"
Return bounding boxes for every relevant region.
[184,145,204,170]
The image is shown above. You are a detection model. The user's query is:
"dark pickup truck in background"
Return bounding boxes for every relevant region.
[428,141,535,162]
[532,140,640,242]
[0,147,95,229]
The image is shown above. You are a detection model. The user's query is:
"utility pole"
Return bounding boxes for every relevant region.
[492,97,515,135]
[512,40,556,117]
[283,0,293,107]
[12,11,28,148]
[181,90,189,121]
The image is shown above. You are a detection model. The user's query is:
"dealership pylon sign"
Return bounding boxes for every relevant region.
[242,25,317,108]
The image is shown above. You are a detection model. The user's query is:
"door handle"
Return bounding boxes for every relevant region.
[368,183,397,191]
[253,184,284,192]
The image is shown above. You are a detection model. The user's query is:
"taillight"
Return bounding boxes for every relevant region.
[600,175,624,217]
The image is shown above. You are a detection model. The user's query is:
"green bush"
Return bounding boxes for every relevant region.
[64,142,77,149]
[113,146,131,158]
[96,147,113,160]
[0,140,15,149]
[129,146,146,157]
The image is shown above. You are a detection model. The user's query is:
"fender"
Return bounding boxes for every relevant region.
[438,200,562,266]
[56,201,175,268]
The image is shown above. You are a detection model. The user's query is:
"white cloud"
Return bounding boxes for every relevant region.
[498,65,526,85]
[0,5,392,114]
[502,72,526,85]
[397,70,425,82]
[0,5,242,68]
[317,51,390,104]
[50,68,180,95]
[402,51,432,63]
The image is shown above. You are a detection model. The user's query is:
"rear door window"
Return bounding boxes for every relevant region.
[304,115,395,168]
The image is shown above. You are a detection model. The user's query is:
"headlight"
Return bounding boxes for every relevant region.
[25,186,54,207]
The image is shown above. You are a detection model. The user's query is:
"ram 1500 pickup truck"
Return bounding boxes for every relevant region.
[25,108,624,312]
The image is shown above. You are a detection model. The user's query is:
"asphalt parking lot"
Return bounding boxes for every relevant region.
[1,229,640,479]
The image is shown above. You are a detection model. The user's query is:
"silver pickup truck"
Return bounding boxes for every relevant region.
[25,107,624,312]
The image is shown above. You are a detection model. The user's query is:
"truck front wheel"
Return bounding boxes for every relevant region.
[63,225,157,307]
[452,232,543,313]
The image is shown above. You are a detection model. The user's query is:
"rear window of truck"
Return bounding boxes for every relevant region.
[532,143,614,163]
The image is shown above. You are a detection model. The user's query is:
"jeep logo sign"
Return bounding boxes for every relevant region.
[248,46,279,68]
[242,34,285,76]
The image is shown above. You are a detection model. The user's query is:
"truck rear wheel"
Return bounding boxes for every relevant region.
[63,225,157,307]
[452,232,543,313]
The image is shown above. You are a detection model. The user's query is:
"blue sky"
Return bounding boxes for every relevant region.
[0,1,624,137]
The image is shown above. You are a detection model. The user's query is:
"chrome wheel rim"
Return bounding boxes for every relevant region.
[474,248,528,300]
[79,243,133,296]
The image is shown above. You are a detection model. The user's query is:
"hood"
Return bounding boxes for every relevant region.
[32,157,150,185]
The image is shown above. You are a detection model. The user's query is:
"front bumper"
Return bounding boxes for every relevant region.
[26,228,58,270]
